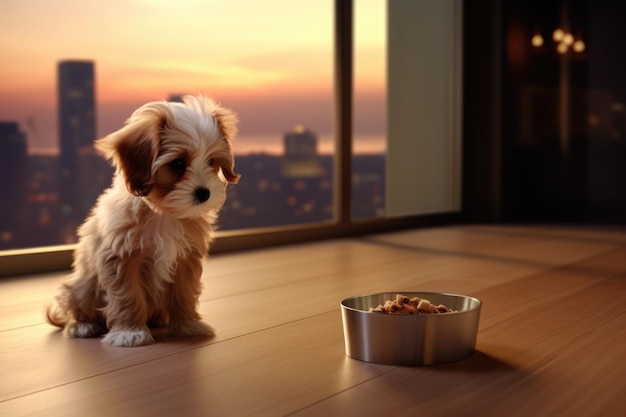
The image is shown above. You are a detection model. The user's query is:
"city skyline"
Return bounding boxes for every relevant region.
[0,0,387,155]
[0,120,386,249]
[0,54,385,250]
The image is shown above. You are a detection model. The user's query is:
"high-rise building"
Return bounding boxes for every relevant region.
[0,122,27,248]
[281,125,321,178]
[57,60,110,242]
[58,60,95,169]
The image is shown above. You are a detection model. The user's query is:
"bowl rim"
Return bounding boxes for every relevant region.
[340,291,482,315]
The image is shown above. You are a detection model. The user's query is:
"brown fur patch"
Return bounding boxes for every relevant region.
[151,153,190,201]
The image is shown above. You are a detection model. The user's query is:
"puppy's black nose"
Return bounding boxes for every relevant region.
[194,187,210,203]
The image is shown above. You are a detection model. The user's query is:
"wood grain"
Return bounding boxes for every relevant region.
[1,225,625,416]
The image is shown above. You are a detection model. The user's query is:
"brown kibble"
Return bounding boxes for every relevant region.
[370,294,456,315]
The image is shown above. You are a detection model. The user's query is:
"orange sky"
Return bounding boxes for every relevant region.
[0,0,385,154]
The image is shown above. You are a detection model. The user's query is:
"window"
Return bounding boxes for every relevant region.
[0,0,334,247]
[353,0,387,220]
[0,0,463,276]
[353,0,462,220]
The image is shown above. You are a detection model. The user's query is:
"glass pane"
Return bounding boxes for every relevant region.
[353,0,462,220]
[352,0,387,220]
[0,0,333,250]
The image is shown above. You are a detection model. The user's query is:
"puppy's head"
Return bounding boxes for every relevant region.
[95,95,240,218]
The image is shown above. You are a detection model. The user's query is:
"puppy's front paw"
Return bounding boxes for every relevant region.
[64,321,106,338]
[168,320,215,338]
[102,328,154,347]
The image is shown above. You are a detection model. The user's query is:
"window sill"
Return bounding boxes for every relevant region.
[0,212,460,278]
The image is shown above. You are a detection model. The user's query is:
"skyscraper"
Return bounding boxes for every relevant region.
[0,122,27,248]
[281,125,321,178]
[58,60,95,167]
[57,60,108,241]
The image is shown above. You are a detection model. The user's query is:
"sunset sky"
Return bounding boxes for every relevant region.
[0,0,386,154]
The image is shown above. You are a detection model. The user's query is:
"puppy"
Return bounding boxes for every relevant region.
[46,95,239,347]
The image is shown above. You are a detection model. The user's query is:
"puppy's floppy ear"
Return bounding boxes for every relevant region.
[211,105,241,184]
[95,102,171,196]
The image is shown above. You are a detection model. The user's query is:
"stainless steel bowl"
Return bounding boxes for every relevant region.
[340,292,482,366]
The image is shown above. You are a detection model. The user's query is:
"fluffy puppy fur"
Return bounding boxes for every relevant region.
[46,95,239,347]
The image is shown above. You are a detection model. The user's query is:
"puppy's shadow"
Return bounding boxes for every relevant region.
[150,327,217,346]
[46,326,216,348]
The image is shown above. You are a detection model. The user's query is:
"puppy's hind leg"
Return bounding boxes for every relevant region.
[47,275,107,338]
[64,320,107,338]
[167,256,215,338]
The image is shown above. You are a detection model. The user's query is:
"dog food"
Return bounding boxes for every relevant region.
[369,294,455,314]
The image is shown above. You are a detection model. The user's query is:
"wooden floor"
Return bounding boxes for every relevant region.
[1,225,625,416]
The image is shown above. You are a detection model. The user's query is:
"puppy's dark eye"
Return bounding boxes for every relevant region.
[208,158,214,166]
[170,158,186,172]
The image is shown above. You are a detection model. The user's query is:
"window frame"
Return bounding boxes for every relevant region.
[0,0,462,278]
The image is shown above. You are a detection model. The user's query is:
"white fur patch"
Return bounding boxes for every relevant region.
[64,321,106,338]
[102,328,155,347]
